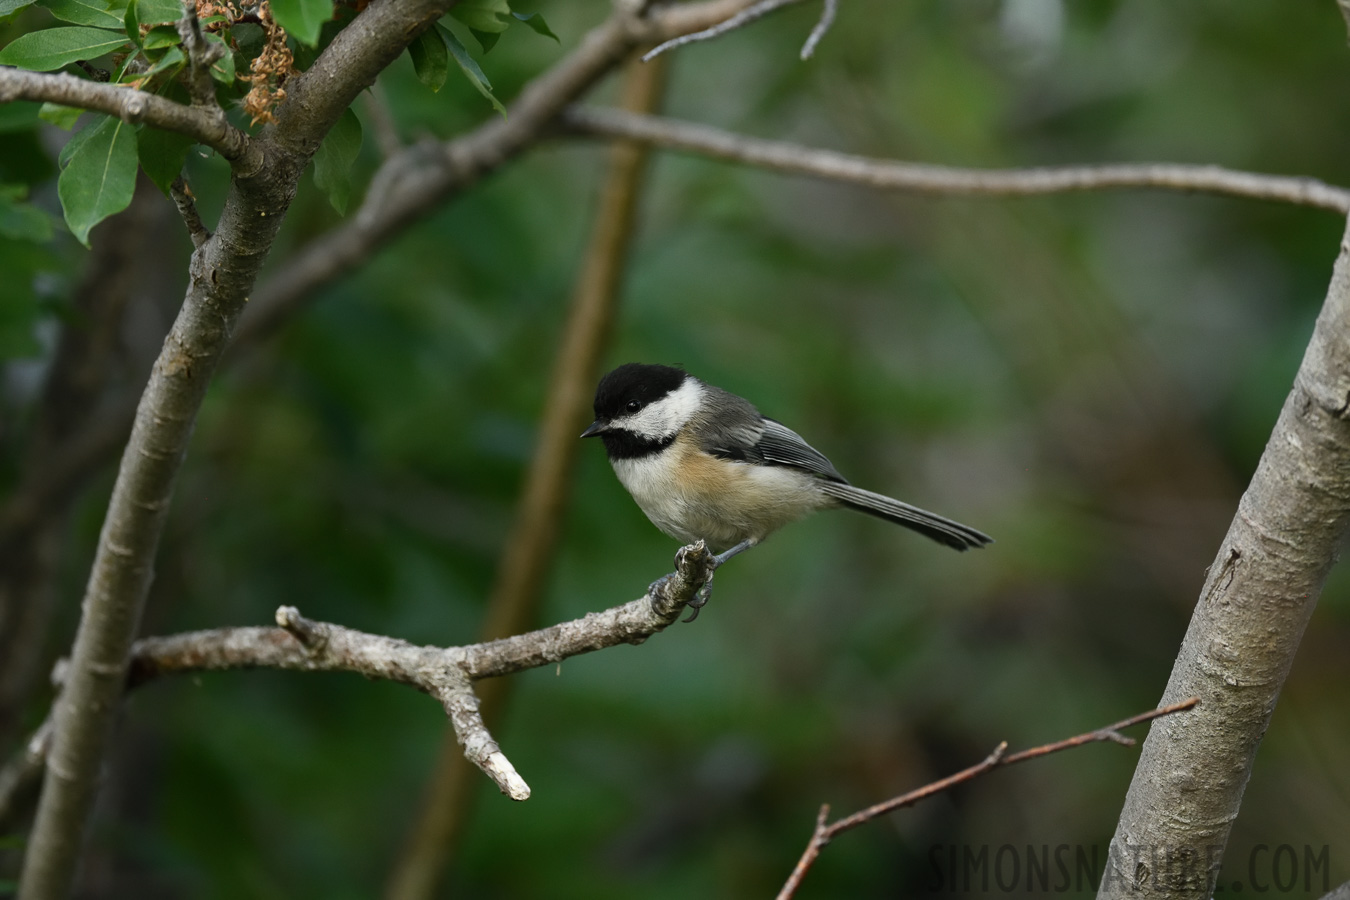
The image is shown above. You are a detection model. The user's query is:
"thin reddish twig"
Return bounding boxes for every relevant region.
[775,697,1200,900]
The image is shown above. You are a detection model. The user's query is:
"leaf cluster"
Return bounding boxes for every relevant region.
[0,0,555,240]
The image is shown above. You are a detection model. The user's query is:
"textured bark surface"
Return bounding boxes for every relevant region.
[1099,219,1350,899]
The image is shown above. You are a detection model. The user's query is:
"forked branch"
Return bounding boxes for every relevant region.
[0,542,716,816]
[776,698,1201,900]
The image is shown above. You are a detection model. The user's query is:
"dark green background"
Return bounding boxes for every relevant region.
[3,1,1349,896]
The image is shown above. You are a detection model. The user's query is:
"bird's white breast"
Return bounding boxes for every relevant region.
[611,436,828,553]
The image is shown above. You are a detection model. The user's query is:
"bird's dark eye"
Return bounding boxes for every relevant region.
[625,399,642,413]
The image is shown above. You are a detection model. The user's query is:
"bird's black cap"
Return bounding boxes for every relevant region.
[589,363,687,424]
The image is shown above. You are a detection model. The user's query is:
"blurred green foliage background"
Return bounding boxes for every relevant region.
[4,0,1350,897]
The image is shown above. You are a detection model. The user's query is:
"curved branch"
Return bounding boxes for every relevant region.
[1,543,716,819]
[560,107,1350,213]
[0,68,258,168]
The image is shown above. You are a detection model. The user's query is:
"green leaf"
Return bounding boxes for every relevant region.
[469,27,498,54]
[58,117,99,163]
[269,0,330,47]
[408,25,448,92]
[41,101,83,130]
[141,23,179,47]
[38,0,125,28]
[0,101,42,133]
[0,184,55,241]
[57,114,138,245]
[448,0,510,33]
[205,31,232,82]
[0,0,38,16]
[0,26,129,70]
[137,124,192,195]
[136,42,182,80]
[312,107,361,214]
[130,0,179,26]
[441,25,505,117]
[512,10,557,42]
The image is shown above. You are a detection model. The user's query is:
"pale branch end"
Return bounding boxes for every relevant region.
[0,541,715,820]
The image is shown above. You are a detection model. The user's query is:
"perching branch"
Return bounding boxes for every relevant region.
[1098,219,1350,900]
[384,50,670,900]
[561,107,1350,213]
[0,69,257,167]
[0,543,717,821]
[777,698,1201,900]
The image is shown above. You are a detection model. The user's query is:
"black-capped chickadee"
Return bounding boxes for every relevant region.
[582,363,991,611]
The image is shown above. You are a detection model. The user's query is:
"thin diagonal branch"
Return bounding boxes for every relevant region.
[0,69,257,167]
[560,107,1350,213]
[170,176,210,247]
[776,698,1200,900]
[176,1,226,108]
[799,0,837,60]
[235,0,776,347]
[643,0,805,61]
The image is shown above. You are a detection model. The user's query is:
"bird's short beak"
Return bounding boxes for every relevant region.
[580,419,608,438]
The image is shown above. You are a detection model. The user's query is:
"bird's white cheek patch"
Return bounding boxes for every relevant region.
[613,378,705,439]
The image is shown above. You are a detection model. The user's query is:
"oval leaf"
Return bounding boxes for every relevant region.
[512,11,557,42]
[515,10,558,42]
[137,123,192,196]
[57,114,138,245]
[312,106,361,214]
[0,25,129,70]
[37,0,125,29]
[440,24,505,117]
[408,25,448,92]
[269,0,330,47]
[448,0,510,33]
[130,0,179,26]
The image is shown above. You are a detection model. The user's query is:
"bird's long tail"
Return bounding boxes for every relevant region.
[817,482,993,551]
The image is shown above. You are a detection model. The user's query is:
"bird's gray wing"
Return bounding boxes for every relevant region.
[695,385,848,483]
[751,418,848,483]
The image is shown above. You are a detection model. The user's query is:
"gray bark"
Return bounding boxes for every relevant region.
[1099,219,1350,898]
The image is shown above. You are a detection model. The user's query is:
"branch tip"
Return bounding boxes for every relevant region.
[482,751,531,800]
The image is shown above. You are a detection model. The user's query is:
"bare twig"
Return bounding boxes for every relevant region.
[177,0,225,109]
[0,542,716,823]
[643,0,805,61]
[798,0,837,60]
[0,69,256,167]
[561,107,1350,214]
[776,698,1200,900]
[384,50,670,900]
[362,82,403,159]
[170,176,210,248]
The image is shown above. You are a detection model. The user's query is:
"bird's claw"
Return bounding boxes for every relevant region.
[683,577,713,623]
